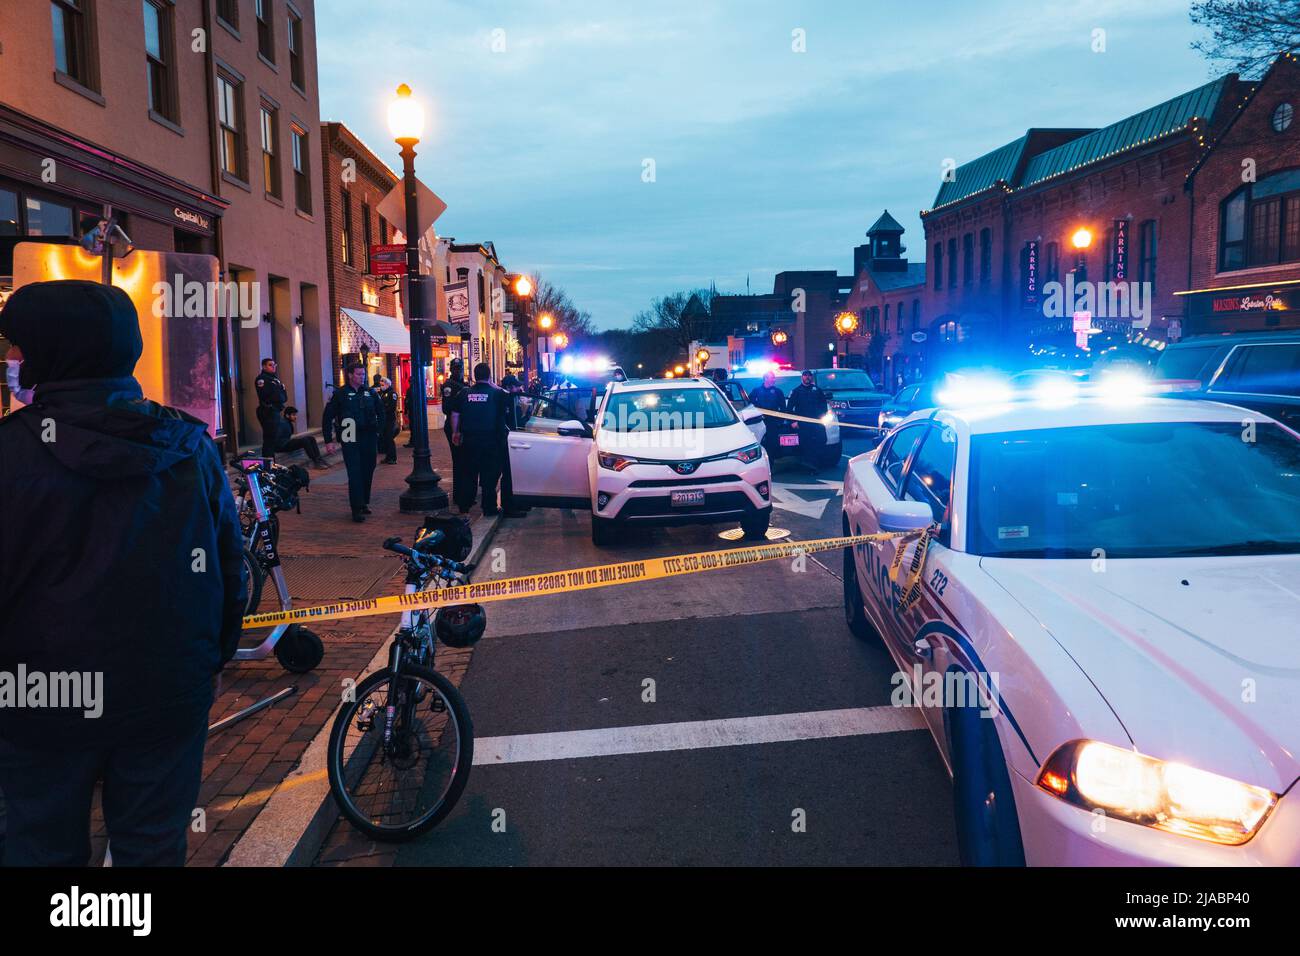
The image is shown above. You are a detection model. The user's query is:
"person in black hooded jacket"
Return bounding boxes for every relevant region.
[0,279,245,867]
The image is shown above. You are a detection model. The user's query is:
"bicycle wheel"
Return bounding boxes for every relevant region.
[327,664,473,841]
[241,547,265,615]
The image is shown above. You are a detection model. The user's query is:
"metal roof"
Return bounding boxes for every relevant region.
[1020,78,1228,189]
[931,135,1028,210]
[867,210,905,234]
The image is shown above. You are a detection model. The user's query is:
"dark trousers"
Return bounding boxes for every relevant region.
[379,420,398,462]
[445,426,467,506]
[457,433,501,512]
[256,406,281,457]
[278,434,323,464]
[0,719,207,866]
[341,433,378,515]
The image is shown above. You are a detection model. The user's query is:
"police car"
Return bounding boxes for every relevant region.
[507,377,773,545]
[841,374,1300,865]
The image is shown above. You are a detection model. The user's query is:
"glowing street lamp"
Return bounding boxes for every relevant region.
[387,83,447,513]
[513,274,533,297]
[1071,227,1093,249]
[674,364,686,375]
[770,328,788,346]
[835,311,860,335]
[553,331,569,349]
[538,312,555,332]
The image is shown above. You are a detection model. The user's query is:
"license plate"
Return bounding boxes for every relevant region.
[779,434,799,447]
[671,490,706,507]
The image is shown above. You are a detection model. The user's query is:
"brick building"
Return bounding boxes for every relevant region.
[843,210,927,388]
[0,0,330,451]
[319,121,404,390]
[1181,53,1300,336]
[711,270,853,370]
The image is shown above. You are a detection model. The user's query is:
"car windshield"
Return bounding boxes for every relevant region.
[968,421,1300,558]
[600,387,738,432]
[817,369,875,391]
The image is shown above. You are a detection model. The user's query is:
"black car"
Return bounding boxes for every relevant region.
[1154,332,1300,432]
[878,381,941,430]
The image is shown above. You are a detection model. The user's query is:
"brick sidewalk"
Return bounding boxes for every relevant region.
[83,423,484,867]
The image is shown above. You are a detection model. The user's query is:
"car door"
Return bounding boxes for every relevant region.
[899,423,959,750]
[1208,343,1300,432]
[508,394,593,507]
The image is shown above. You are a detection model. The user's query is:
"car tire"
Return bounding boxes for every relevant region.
[739,507,771,540]
[947,683,1026,867]
[591,515,617,546]
[816,441,843,469]
[842,516,881,642]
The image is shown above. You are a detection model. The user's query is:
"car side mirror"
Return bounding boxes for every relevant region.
[878,499,935,533]
[557,419,592,439]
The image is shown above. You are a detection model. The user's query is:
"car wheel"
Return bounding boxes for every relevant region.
[842,517,880,642]
[739,507,771,540]
[591,515,616,546]
[947,683,1026,867]
[816,441,843,469]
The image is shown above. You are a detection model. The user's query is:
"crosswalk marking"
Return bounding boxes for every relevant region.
[472,705,926,765]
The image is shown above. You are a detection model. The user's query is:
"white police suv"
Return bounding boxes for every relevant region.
[842,374,1300,865]
[508,377,773,545]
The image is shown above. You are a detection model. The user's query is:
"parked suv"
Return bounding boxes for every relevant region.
[507,378,773,545]
[1154,332,1300,431]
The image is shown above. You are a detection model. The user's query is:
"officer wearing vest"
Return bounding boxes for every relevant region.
[440,358,468,508]
[322,362,383,522]
[449,362,508,515]
[254,357,288,457]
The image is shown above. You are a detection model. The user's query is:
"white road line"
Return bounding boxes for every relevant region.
[472,706,926,766]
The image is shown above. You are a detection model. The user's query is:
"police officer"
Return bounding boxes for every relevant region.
[322,362,383,522]
[254,357,287,458]
[450,362,507,516]
[440,358,469,509]
[377,376,399,464]
[497,373,530,518]
[748,369,787,459]
[786,368,830,464]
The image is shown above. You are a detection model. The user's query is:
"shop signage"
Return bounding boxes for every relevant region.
[445,281,469,323]
[172,207,210,231]
[360,287,380,308]
[910,331,927,344]
[368,244,406,276]
[1022,240,1039,305]
[1212,293,1286,312]
[1112,219,1128,280]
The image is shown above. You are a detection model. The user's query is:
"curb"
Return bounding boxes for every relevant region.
[223,510,503,868]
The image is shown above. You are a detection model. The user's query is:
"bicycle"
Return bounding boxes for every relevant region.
[326,528,483,840]
[230,457,324,673]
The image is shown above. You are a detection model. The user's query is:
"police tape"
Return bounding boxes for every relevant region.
[242,527,936,629]
[754,407,882,431]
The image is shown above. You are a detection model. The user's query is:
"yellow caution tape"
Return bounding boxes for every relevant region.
[753,407,881,431]
[242,528,935,629]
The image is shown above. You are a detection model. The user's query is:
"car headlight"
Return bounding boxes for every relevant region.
[730,443,763,464]
[1037,740,1277,846]
[597,451,637,472]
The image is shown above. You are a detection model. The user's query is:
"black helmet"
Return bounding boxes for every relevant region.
[435,604,486,648]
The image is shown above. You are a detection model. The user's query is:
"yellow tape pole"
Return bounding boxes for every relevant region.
[242,530,927,630]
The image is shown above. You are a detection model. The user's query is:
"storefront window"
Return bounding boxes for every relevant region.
[1219,172,1300,271]
[24,197,74,236]
[0,190,18,236]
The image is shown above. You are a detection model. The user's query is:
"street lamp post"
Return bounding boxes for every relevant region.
[389,84,449,513]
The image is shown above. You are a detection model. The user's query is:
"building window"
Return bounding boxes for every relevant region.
[979,228,991,283]
[291,124,311,213]
[1138,220,1157,287]
[260,106,280,198]
[287,9,305,89]
[946,237,957,289]
[961,233,973,286]
[51,0,95,89]
[362,202,373,272]
[25,196,74,236]
[1044,242,1060,283]
[217,74,245,179]
[216,0,238,29]
[341,191,352,265]
[1219,177,1300,271]
[932,243,942,291]
[911,300,920,332]
[884,303,891,333]
[255,0,274,63]
[143,1,176,121]
[0,189,19,236]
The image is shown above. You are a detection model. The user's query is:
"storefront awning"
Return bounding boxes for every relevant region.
[340,307,410,355]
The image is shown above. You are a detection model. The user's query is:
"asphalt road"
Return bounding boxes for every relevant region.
[396,435,960,866]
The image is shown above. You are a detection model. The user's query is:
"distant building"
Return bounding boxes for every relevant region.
[844,211,927,388]
[712,270,853,370]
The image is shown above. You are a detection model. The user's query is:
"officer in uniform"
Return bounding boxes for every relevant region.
[786,368,830,464]
[377,376,399,464]
[440,358,469,509]
[497,373,529,518]
[322,362,383,522]
[254,357,287,458]
[748,370,787,459]
[449,362,507,516]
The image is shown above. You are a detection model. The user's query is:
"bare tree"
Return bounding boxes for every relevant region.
[631,288,716,353]
[531,275,597,341]
[1190,0,1300,75]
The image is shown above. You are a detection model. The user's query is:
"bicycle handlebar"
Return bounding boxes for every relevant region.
[382,537,470,575]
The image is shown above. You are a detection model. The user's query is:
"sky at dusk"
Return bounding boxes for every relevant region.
[317,0,1219,329]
